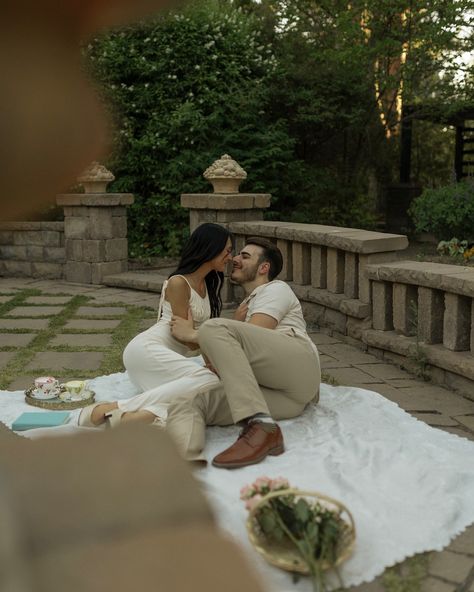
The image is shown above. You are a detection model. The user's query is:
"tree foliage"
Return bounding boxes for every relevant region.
[84,0,474,256]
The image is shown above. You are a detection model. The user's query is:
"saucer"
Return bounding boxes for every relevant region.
[60,389,93,402]
[31,387,60,400]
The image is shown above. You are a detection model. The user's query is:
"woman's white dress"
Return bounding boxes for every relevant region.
[120,276,220,419]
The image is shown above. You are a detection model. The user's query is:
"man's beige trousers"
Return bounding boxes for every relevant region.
[167,318,321,462]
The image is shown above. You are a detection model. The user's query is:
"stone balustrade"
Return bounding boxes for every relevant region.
[226,221,408,338]
[0,222,65,279]
[365,261,474,393]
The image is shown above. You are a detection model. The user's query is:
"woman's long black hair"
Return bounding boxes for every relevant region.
[169,223,234,318]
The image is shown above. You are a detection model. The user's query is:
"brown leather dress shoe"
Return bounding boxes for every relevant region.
[212,421,284,469]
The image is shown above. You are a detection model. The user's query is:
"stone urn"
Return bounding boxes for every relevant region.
[203,154,247,193]
[77,161,115,193]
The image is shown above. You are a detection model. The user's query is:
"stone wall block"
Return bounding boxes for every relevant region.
[311,245,327,289]
[276,239,293,282]
[234,235,246,256]
[105,238,128,262]
[393,283,418,336]
[65,239,83,261]
[189,210,217,233]
[65,261,92,284]
[2,260,32,276]
[292,242,311,285]
[346,317,372,340]
[111,216,127,239]
[41,231,61,247]
[26,246,44,261]
[43,247,65,263]
[111,207,127,217]
[0,245,28,260]
[82,240,106,263]
[344,252,359,299]
[89,209,114,240]
[443,293,471,351]
[63,206,90,217]
[327,248,345,294]
[91,261,124,284]
[216,210,248,223]
[372,281,393,331]
[31,262,63,279]
[418,287,444,344]
[13,231,43,245]
[323,308,347,334]
[243,209,264,222]
[0,231,13,245]
[64,217,90,240]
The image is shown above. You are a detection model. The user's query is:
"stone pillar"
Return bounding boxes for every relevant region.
[418,287,444,344]
[327,248,345,293]
[56,162,133,284]
[181,155,270,233]
[311,245,327,289]
[277,239,293,282]
[181,155,270,304]
[344,252,359,299]
[392,283,418,336]
[443,293,471,351]
[292,242,311,285]
[372,281,393,331]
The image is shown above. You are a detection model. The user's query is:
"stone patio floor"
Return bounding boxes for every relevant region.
[0,277,472,592]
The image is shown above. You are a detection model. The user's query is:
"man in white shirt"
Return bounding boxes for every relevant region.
[169,237,321,468]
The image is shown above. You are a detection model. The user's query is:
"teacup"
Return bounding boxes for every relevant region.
[34,376,59,398]
[61,380,88,400]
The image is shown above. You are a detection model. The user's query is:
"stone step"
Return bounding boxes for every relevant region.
[102,270,172,293]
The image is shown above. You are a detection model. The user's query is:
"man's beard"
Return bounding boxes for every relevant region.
[230,262,259,285]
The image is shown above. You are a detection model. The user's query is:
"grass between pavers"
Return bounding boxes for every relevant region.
[382,554,429,592]
[0,290,155,389]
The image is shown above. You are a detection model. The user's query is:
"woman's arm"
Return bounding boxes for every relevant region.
[165,276,200,350]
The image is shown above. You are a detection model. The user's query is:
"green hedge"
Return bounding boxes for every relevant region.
[409,179,474,241]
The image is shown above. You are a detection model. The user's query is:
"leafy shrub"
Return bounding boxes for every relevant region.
[84,0,294,257]
[409,179,474,241]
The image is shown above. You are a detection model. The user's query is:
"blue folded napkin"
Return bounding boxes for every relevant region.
[12,411,71,431]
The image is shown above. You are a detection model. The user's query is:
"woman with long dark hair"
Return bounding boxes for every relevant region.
[79,223,233,427]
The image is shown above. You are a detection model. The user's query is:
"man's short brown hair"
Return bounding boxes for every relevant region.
[245,237,283,281]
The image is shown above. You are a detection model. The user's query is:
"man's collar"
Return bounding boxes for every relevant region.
[242,280,274,304]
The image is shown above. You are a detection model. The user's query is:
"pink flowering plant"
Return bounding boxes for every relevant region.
[241,477,351,592]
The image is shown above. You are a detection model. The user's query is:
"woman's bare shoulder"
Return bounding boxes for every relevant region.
[166,275,191,296]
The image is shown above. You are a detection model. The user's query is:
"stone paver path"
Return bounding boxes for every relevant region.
[0,277,472,591]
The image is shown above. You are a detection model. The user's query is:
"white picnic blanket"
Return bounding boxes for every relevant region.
[0,373,473,590]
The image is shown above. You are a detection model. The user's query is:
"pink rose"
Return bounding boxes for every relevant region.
[254,476,272,492]
[239,484,255,500]
[270,477,290,491]
[245,494,263,511]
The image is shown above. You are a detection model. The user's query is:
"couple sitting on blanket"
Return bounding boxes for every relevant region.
[79,223,321,468]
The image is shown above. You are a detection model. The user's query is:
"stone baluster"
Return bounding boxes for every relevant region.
[372,281,393,331]
[392,283,418,336]
[443,293,471,351]
[277,239,293,282]
[418,287,444,344]
[344,252,359,299]
[311,245,327,289]
[292,242,311,285]
[358,252,399,304]
[57,162,133,285]
[327,248,345,293]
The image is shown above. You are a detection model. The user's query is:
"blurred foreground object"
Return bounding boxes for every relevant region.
[0,0,178,220]
[0,424,266,592]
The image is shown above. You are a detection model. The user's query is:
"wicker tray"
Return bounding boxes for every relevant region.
[25,386,95,410]
[246,489,355,575]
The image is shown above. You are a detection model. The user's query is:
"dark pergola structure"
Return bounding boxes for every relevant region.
[400,104,474,183]
[385,104,474,233]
